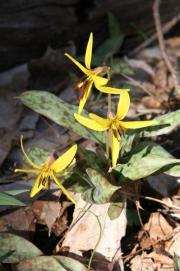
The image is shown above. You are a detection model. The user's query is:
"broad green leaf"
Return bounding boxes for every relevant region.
[138,110,180,137]
[19,91,104,144]
[0,192,25,206]
[166,164,180,177]
[78,147,108,174]
[4,189,29,196]
[83,168,118,204]
[55,256,87,271]
[28,147,49,166]
[92,13,124,66]
[108,12,121,37]
[174,254,180,271]
[17,256,66,271]
[64,171,91,193]
[114,142,180,183]
[93,36,124,66]
[127,209,140,226]
[17,256,87,271]
[0,233,42,263]
[110,61,134,77]
[108,200,125,220]
[120,110,180,155]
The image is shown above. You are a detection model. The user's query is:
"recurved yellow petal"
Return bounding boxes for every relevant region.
[74,113,108,131]
[85,32,93,69]
[111,131,120,167]
[89,113,111,129]
[51,145,77,173]
[65,53,89,75]
[52,173,77,205]
[120,120,157,129]
[30,174,48,198]
[93,75,109,87]
[20,136,41,169]
[117,91,130,120]
[78,81,93,114]
[97,85,129,94]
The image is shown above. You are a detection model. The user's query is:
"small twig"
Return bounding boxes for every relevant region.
[153,0,180,93]
[141,195,180,211]
[122,231,174,264]
[131,13,180,56]
[119,72,162,101]
[121,189,180,210]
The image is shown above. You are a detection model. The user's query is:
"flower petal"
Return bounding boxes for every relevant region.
[85,32,93,69]
[117,91,130,120]
[20,136,41,169]
[97,85,129,94]
[74,113,108,131]
[15,168,40,174]
[111,131,120,167]
[30,174,47,198]
[93,75,109,87]
[120,120,157,129]
[51,145,77,173]
[52,173,77,205]
[65,53,89,75]
[89,113,111,129]
[78,81,93,114]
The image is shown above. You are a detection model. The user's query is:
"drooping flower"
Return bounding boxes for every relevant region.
[74,91,157,167]
[65,32,128,114]
[15,137,77,204]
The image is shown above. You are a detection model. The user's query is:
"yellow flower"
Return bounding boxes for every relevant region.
[65,32,128,114]
[74,91,157,167]
[15,137,77,204]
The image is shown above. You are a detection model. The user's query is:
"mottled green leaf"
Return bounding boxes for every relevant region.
[17,256,87,271]
[54,256,87,271]
[120,110,180,156]
[174,254,180,271]
[83,168,118,204]
[28,147,49,166]
[114,142,180,183]
[0,192,25,206]
[64,171,90,193]
[4,189,29,196]
[108,200,125,220]
[166,164,180,177]
[0,233,42,263]
[138,110,180,137]
[79,147,108,174]
[17,256,65,271]
[19,91,104,144]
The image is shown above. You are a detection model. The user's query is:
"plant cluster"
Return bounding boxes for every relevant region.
[10,33,180,216]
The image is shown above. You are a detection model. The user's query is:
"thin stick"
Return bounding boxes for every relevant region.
[153,0,180,93]
[121,189,180,211]
[119,71,161,100]
[141,195,180,211]
[131,13,180,56]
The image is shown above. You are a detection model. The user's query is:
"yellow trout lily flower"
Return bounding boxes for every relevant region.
[65,32,128,114]
[74,91,157,167]
[15,137,77,204]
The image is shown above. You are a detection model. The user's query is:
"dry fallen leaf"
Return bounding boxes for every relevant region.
[32,200,71,236]
[143,212,173,241]
[61,197,127,264]
[0,207,35,239]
